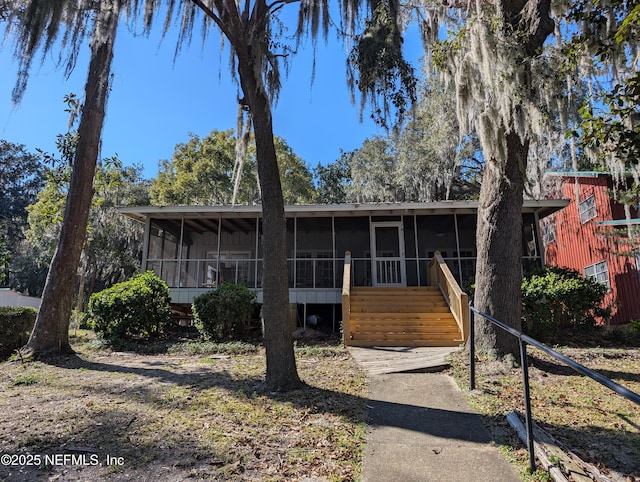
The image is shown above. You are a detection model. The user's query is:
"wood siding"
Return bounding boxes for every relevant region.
[544,175,640,324]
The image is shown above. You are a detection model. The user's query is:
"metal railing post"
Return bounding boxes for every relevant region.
[468,304,640,475]
[519,338,536,474]
[469,301,476,391]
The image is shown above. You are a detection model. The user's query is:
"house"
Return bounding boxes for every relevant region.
[541,172,640,324]
[120,200,566,345]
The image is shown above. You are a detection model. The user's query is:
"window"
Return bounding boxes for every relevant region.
[295,251,334,288]
[542,222,556,245]
[584,260,610,290]
[579,195,597,223]
[296,252,314,287]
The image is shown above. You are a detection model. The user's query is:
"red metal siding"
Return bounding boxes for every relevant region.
[544,176,640,324]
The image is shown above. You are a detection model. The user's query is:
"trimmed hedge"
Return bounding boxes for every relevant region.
[192,283,256,341]
[0,306,37,360]
[88,271,172,344]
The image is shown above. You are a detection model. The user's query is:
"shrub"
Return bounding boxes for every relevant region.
[0,306,37,360]
[192,283,256,341]
[87,271,172,344]
[521,267,610,338]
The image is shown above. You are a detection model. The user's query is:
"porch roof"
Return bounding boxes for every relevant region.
[120,200,569,224]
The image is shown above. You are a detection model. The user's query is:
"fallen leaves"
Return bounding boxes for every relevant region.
[448,346,640,480]
[0,340,367,481]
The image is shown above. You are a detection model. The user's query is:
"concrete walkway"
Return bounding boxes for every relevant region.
[349,347,522,482]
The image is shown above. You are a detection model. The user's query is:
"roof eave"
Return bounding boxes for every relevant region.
[119,199,570,223]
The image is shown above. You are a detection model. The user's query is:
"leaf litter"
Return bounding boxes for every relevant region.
[0,335,367,481]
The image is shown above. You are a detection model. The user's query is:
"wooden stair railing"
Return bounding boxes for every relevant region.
[428,251,470,342]
[341,250,469,347]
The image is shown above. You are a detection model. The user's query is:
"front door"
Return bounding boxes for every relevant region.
[371,222,406,286]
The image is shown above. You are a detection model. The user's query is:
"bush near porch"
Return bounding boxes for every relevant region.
[521,267,610,339]
[88,271,172,344]
[192,282,257,341]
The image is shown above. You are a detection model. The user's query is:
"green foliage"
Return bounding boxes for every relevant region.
[397,77,482,201]
[150,130,317,206]
[579,72,640,178]
[167,340,259,356]
[570,3,639,206]
[0,306,37,360]
[87,271,172,344]
[0,239,10,284]
[314,152,353,204]
[314,82,482,204]
[347,136,401,202]
[10,373,39,386]
[192,283,257,341]
[521,267,610,338]
[0,140,44,242]
[347,0,416,129]
[274,136,318,205]
[24,138,147,300]
[0,140,44,290]
[597,319,640,347]
[628,319,640,336]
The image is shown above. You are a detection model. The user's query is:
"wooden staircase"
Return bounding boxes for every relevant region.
[346,286,464,347]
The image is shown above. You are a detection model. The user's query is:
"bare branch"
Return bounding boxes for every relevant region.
[266,0,299,12]
[188,0,232,39]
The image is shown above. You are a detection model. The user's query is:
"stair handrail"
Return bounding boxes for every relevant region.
[341,251,352,346]
[428,251,469,342]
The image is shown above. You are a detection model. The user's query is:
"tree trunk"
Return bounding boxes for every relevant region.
[473,0,554,359]
[474,132,527,358]
[235,43,301,391]
[23,3,119,358]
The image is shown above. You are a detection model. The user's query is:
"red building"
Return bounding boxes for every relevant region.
[541,172,640,324]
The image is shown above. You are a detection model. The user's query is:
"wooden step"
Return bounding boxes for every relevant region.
[351,296,447,304]
[346,285,463,347]
[353,327,460,337]
[351,306,451,315]
[350,340,463,347]
[352,318,457,326]
[352,286,439,291]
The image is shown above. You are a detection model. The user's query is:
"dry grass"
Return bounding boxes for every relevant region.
[0,332,367,481]
[447,345,640,481]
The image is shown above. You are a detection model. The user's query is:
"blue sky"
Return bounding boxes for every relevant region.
[0,9,422,180]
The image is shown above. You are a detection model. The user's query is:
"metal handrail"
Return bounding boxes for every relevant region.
[469,303,640,474]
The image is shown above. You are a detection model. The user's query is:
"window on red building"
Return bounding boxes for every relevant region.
[579,195,597,223]
[542,222,556,246]
[584,260,610,290]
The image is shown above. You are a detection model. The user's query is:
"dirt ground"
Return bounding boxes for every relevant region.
[2,334,639,481]
[0,339,367,481]
[448,345,640,481]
